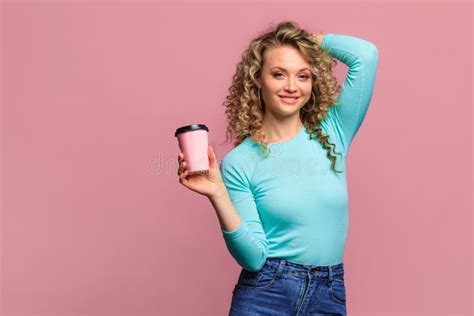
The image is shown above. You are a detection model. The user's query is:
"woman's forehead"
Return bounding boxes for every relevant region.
[262,46,310,70]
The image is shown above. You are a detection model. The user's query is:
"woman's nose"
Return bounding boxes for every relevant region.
[285,78,297,92]
[285,85,297,93]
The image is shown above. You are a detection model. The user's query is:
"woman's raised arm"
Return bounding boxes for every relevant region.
[317,33,380,152]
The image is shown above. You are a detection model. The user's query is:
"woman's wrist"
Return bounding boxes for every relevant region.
[208,183,228,202]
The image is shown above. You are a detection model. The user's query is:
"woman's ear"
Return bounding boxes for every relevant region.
[255,78,262,89]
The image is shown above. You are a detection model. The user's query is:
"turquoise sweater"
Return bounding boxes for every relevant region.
[219,33,379,272]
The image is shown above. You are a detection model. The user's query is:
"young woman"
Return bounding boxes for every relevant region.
[177,21,379,316]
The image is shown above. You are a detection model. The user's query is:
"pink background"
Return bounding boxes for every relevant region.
[1,1,472,316]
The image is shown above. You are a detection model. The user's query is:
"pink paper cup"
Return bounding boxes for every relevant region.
[175,124,210,175]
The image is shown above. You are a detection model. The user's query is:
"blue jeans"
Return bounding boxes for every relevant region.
[229,258,347,315]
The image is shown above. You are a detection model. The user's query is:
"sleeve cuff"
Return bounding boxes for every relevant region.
[322,33,333,51]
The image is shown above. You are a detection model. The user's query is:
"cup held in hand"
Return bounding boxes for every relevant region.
[175,124,210,175]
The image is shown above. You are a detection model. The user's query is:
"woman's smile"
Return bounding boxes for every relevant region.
[278,96,300,105]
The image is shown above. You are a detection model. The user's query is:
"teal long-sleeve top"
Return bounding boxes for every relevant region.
[219,33,379,272]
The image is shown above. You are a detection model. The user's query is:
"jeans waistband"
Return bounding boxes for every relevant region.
[262,257,344,281]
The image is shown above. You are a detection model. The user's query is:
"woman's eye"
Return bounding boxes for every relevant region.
[272,73,310,80]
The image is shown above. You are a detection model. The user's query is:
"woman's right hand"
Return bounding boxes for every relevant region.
[177,146,226,199]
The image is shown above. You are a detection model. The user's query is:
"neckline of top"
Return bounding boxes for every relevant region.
[245,125,306,146]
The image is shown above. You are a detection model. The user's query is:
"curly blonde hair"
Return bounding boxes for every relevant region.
[222,21,344,174]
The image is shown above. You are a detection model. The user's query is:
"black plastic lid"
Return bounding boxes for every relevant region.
[174,124,209,137]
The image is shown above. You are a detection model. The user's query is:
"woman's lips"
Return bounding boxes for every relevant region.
[279,96,299,105]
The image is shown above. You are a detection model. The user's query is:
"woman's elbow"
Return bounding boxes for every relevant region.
[365,42,379,62]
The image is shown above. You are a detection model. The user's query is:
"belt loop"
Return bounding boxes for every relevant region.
[275,259,286,279]
[328,265,333,284]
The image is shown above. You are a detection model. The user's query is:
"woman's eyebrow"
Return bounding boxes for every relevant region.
[271,66,311,72]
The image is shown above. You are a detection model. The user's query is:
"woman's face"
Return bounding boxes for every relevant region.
[256,45,313,118]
